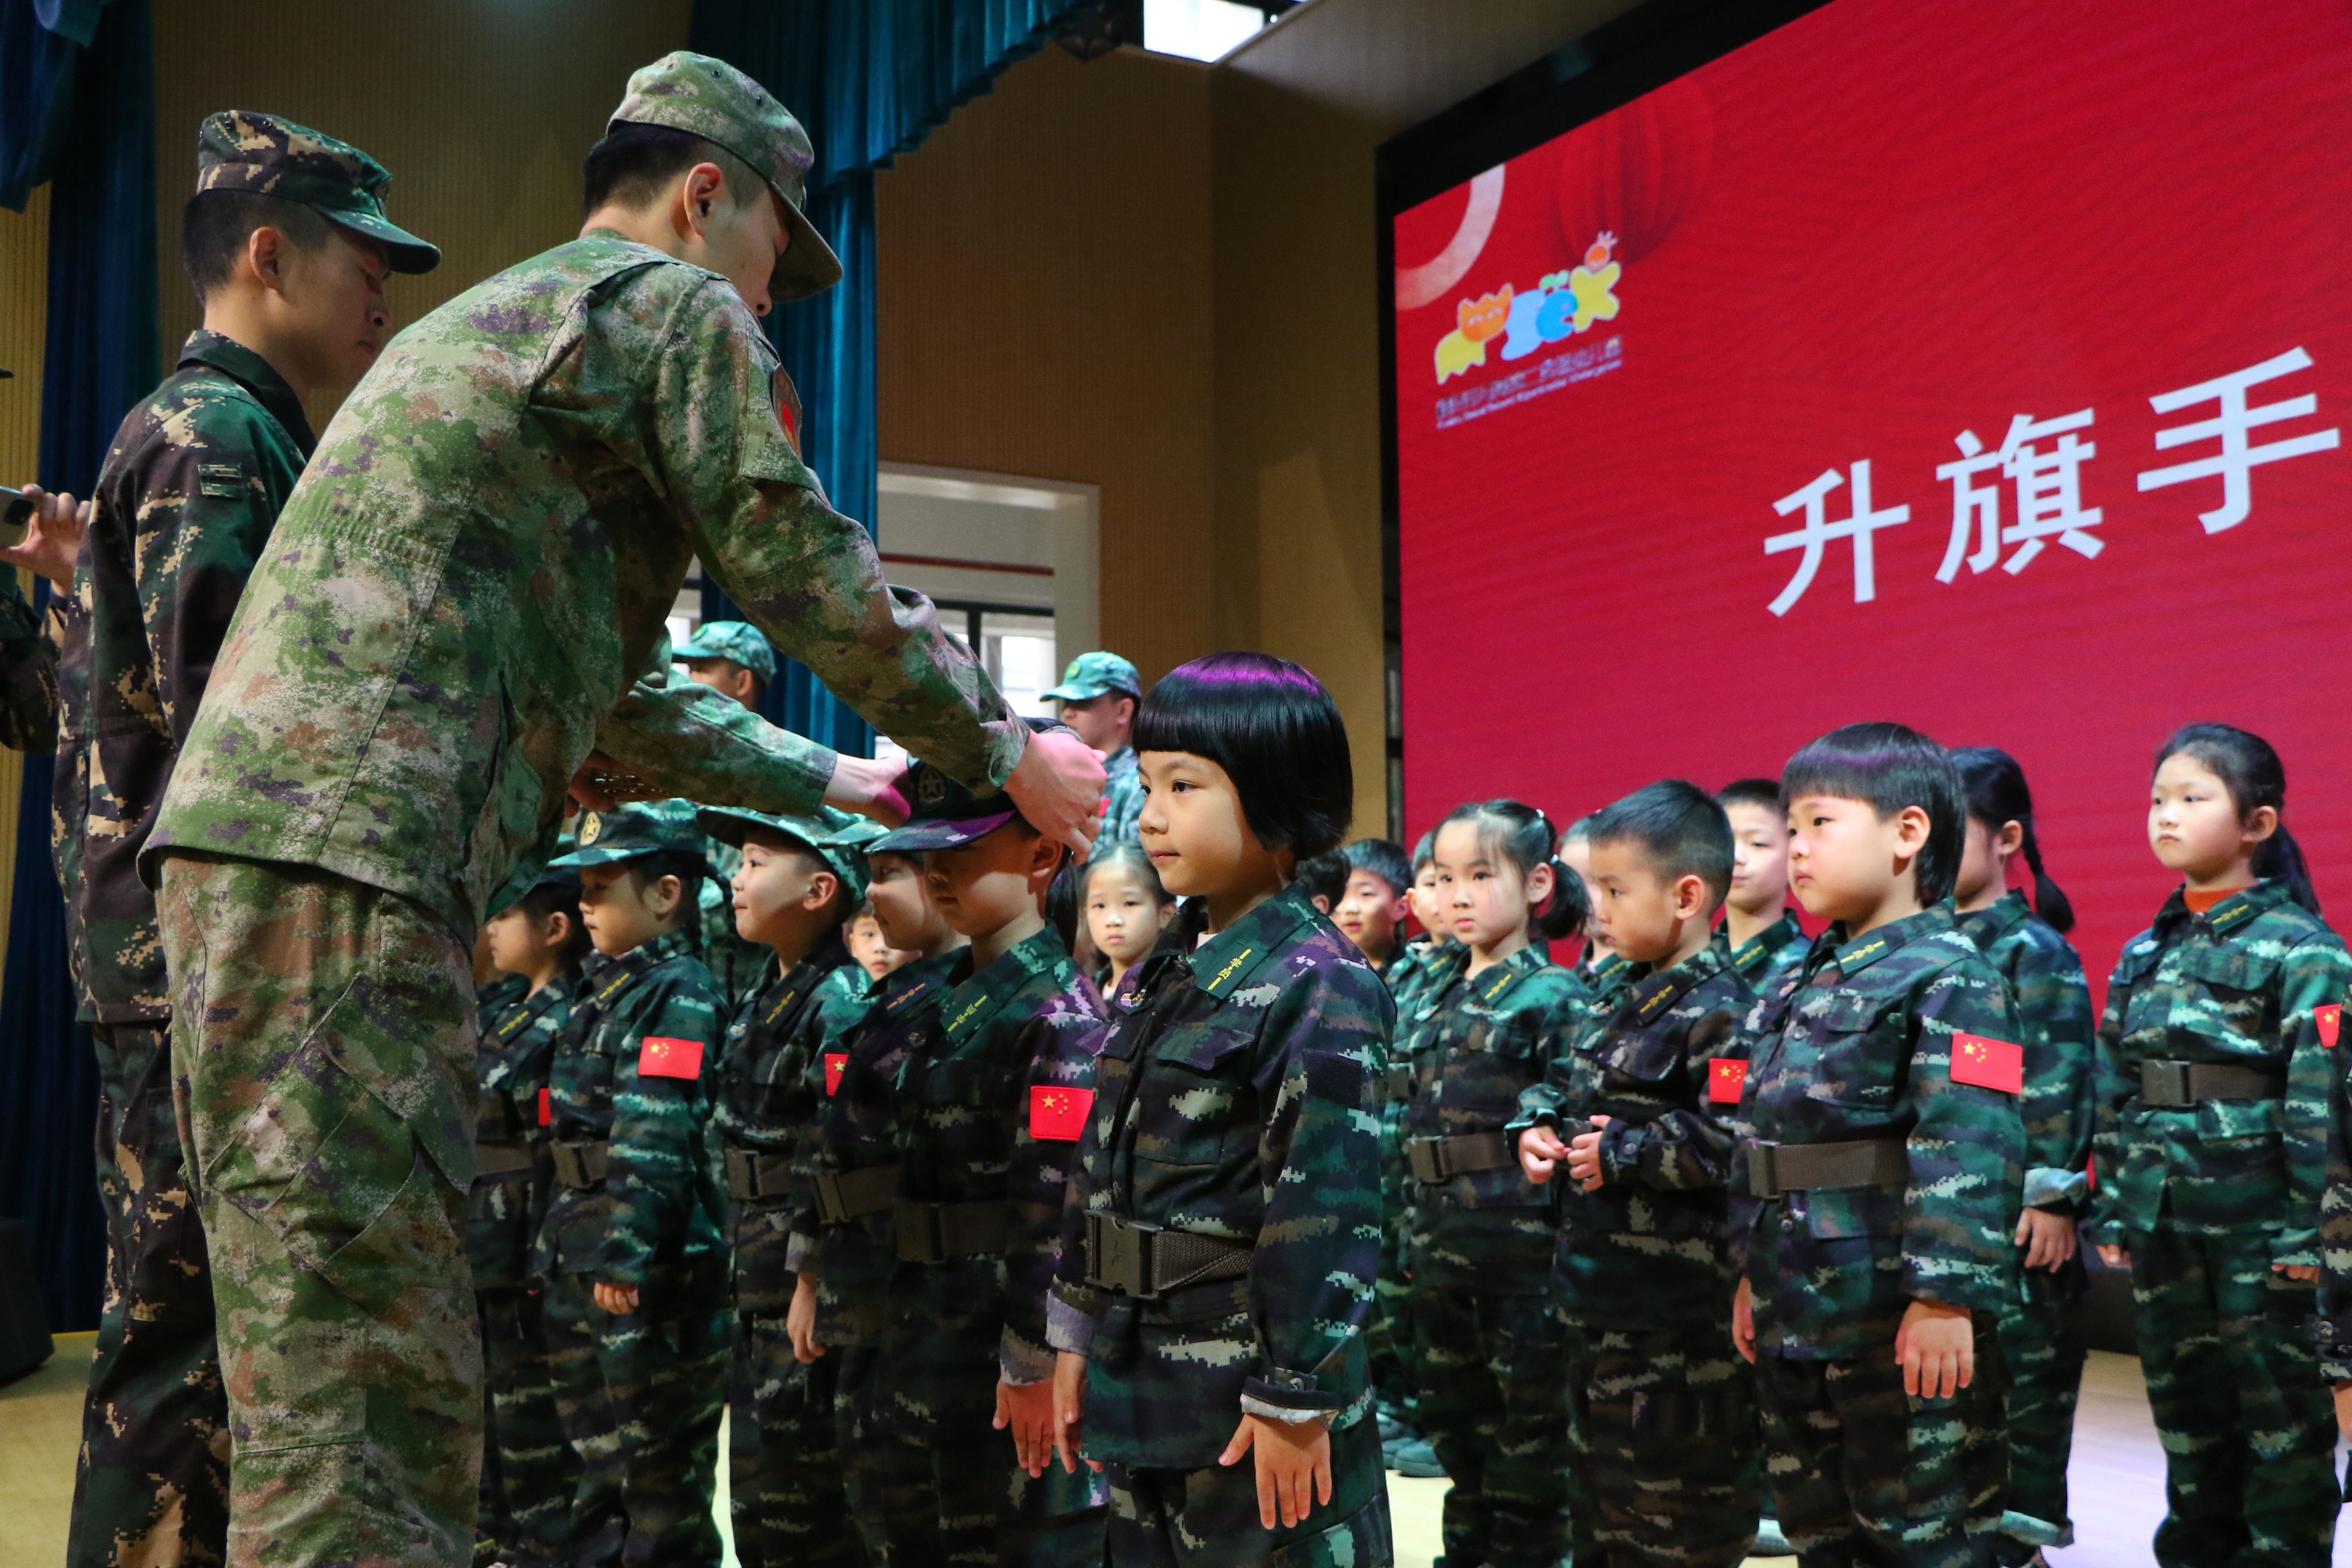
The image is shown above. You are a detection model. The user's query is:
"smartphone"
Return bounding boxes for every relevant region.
[0,487,29,550]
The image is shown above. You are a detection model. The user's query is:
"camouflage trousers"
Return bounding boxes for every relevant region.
[1994,1255,2085,1562]
[1102,1414,1392,1568]
[543,1268,728,1568]
[476,1284,579,1568]
[729,1312,859,1568]
[1409,1285,1578,1568]
[68,1020,232,1568]
[157,854,481,1568]
[1753,1322,2006,1568]
[1563,1322,1758,1568]
[2125,1224,2336,1568]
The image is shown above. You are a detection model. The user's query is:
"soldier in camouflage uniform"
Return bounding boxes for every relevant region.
[1044,651,1144,847]
[2085,726,2346,1568]
[52,112,438,1568]
[699,804,879,1568]
[1515,782,1758,1568]
[680,621,784,1006]
[143,54,1101,1568]
[1729,725,2024,1568]
[0,570,58,751]
[534,802,732,1567]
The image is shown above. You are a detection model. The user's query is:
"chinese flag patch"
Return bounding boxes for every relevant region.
[2319,1004,2341,1048]
[638,1037,704,1081]
[824,1053,848,1096]
[538,1087,552,1127]
[1951,1033,2023,1094]
[1030,1085,1095,1142]
[1708,1058,1748,1105]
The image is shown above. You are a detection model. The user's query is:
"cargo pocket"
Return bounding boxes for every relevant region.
[1136,1023,1255,1168]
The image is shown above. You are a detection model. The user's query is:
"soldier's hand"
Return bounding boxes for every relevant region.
[1895,1298,1973,1400]
[1731,1277,1757,1364]
[1220,1412,1333,1531]
[2095,1243,2128,1270]
[1,484,87,589]
[594,1281,639,1315]
[1565,1116,1612,1192]
[787,1272,825,1363]
[824,753,910,827]
[2274,1262,2321,1283]
[570,750,664,809]
[2335,1381,2352,1442]
[1518,1124,1568,1184]
[1053,1350,1099,1473]
[1004,728,1107,861]
[995,1378,1060,1477]
[2014,1207,2078,1271]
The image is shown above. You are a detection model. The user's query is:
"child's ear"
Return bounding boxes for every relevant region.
[1675,873,1709,919]
[805,870,839,911]
[2245,803,2280,844]
[657,873,685,915]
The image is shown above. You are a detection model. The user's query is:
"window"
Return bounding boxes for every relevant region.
[1143,0,1269,62]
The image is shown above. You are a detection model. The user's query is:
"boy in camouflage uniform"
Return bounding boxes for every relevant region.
[699,804,879,1568]
[680,621,784,1007]
[536,802,733,1568]
[1728,725,2024,1568]
[1714,778,1810,989]
[1516,781,1758,1568]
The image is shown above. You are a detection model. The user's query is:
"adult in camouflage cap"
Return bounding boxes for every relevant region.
[49,110,434,1568]
[1043,651,1145,847]
[144,55,1102,1568]
[678,617,778,686]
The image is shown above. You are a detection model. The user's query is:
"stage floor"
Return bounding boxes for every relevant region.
[3,1336,2341,1565]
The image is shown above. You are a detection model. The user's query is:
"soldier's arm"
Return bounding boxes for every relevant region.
[1898,962,2027,1314]
[2012,932,2098,1213]
[2079,959,2136,1250]
[0,570,57,753]
[597,973,722,1287]
[2274,936,2352,1269]
[591,644,840,816]
[1598,994,1745,1191]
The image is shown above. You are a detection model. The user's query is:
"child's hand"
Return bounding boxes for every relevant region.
[995,1378,1062,1476]
[1219,1412,1333,1530]
[1518,1125,1568,1184]
[787,1272,825,1363]
[2274,1262,2321,1283]
[1895,1299,1974,1400]
[594,1281,639,1315]
[1731,1277,1756,1364]
[1565,1115,1613,1192]
[2014,1208,2077,1271]
[2095,1243,2128,1270]
[1053,1350,1099,1474]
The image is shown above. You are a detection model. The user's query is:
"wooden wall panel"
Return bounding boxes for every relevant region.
[0,186,49,987]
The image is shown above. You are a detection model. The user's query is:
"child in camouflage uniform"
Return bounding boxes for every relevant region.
[1334,837,1413,976]
[2085,725,2348,1568]
[699,805,880,1568]
[1728,724,2025,1568]
[1948,748,2096,1567]
[1714,778,1810,989]
[1048,653,1394,1568]
[536,802,733,1568]
[1516,781,1758,1568]
[473,865,594,1568]
[1396,799,1592,1568]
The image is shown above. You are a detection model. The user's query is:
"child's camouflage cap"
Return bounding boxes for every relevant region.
[698,803,883,901]
[551,799,716,876]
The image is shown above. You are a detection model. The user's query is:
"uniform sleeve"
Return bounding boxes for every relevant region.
[1597,990,1745,1193]
[597,973,723,1286]
[2081,957,2137,1250]
[633,276,1027,790]
[1900,961,2027,1312]
[2272,934,2352,1268]
[0,571,57,753]
[2315,1022,2352,1379]
[593,645,840,814]
[1001,998,1106,1384]
[2010,931,2099,1212]
[1507,982,1586,1134]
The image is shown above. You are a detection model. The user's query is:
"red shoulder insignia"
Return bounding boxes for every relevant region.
[1951,1033,2022,1094]
[638,1037,704,1081]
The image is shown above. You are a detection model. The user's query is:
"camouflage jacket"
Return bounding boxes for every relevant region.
[2085,880,2348,1265]
[469,970,577,1292]
[1730,904,2025,1359]
[1718,909,1809,992]
[0,572,57,753]
[1516,942,1754,1330]
[1380,938,1467,1281]
[1957,891,2096,1213]
[1583,948,1632,1017]
[1048,886,1393,1469]
[709,936,868,1313]
[535,926,727,1289]
[1100,744,1144,848]
[146,234,1026,937]
[55,332,312,1021]
[1393,945,1587,1291]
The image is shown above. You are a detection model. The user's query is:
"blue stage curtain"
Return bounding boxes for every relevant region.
[0,0,156,1333]
[689,0,1085,756]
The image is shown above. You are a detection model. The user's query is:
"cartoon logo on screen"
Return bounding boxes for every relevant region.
[1435,234,1620,385]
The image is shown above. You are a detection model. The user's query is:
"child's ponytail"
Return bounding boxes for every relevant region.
[1952,746,2075,934]
[1434,799,1589,943]
[2153,723,2321,916]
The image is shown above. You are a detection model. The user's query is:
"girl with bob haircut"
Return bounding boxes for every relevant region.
[1047,651,1394,1568]
[2086,723,2350,1563]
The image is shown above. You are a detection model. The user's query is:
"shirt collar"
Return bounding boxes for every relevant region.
[177,329,316,454]
[941,927,1068,1043]
[1183,883,1320,1001]
[1957,889,2031,942]
[2155,877,2290,937]
[1823,903,1954,977]
[1722,908,1806,974]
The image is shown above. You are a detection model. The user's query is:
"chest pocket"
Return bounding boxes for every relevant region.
[2170,944,2281,1054]
[1795,991,1895,1112]
[1135,1022,1256,1168]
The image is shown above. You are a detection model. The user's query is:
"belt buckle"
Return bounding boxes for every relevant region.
[1087,1213,1161,1298]
[1746,1143,1780,1200]
[896,1198,944,1265]
[2142,1060,2191,1108]
[813,1170,848,1222]
[1407,1139,1445,1184]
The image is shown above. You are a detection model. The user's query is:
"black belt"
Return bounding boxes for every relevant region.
[1083,1212,1250,1300]
[473,1142,537,1182]
[725,1147,795,1203]
[895,1197,1006,1263]
[1406,1131,1516,1183]
[1746,1138,1908,1200]
[476,1089,526,1143]
[2140,1060,2285,1109]
[813,1164,900,1223]
[551,1141,610,1188]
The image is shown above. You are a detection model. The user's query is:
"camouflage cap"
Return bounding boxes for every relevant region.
[1041,650,1142,704]
[676,619,777,681]
[698,803,883,902]
[194,111,439,274]
[549,799,716,876]
[869,719,1068,854]
[609,51,843,304]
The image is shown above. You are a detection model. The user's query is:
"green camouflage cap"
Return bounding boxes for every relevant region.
[698,803,882,901]
[1041,650,1142,703]
[676,619,776,681]
[609,51,843,304]
[548,799,716,875]
[869,719,1069,854]
[194,111,439,274]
